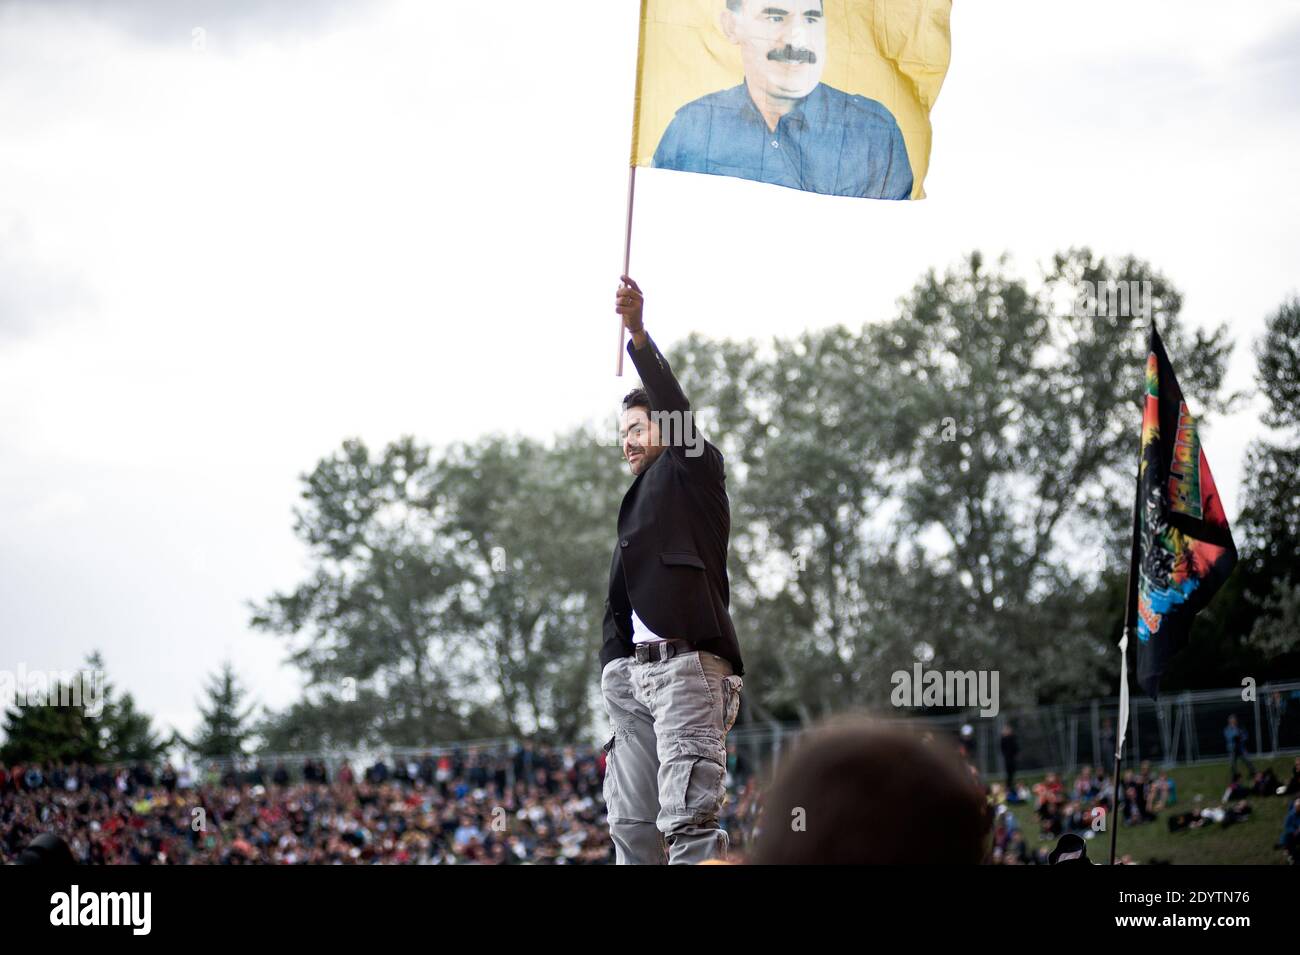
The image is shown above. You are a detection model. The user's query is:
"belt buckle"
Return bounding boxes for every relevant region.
[635,642,669,664]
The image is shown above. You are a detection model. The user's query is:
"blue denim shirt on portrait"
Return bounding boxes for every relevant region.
[652,82,913,200]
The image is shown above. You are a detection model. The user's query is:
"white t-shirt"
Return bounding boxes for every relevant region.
[631,607,667,644]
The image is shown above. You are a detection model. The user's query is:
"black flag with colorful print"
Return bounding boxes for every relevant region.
[1128,326,1237,698]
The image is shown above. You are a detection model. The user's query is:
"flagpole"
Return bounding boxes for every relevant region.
[616,164,637,377]
[1110,486,1138,865]
[616,0,649,377]
[1111,327,1147,865]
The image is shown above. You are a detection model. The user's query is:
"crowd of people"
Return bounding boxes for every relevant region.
[0,742,761,865]
[4,732,1297,865]
[985,762,1158,865]
[982,753,1300,865]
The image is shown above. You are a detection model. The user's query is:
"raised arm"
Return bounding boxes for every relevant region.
[615,276,723,481]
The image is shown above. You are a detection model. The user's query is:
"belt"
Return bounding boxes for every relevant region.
[633,639,694,664]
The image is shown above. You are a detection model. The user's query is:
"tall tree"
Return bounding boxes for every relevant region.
[1239,297,1300,665]
[430,429,626,741]
[81,652,168,763]
[179,662,256,757]
[253,431,625,747]
[671,249,1233,716]
[0,685,101,764]
[103,692,167,763]
[252,437,496,747]
[254,250,1244,736]
[0,654,108,764]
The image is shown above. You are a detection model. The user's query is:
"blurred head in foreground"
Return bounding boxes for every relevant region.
[751,718,991,864]
[15,833,75,866]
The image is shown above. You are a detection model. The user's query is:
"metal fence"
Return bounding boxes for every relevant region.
[193,736,523,785]
[728,681,1300,783]
[175,682,1300,787]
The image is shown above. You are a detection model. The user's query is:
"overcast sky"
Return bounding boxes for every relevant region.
[1,0,1297,743]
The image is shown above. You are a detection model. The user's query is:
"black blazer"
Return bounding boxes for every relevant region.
[601,334,744,677]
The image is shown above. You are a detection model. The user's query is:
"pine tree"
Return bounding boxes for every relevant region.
[177,662,256,757]
[105,693,167,762]
[0,673,103,764]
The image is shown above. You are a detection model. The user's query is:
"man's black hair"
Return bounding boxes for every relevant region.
[622,387,651,414]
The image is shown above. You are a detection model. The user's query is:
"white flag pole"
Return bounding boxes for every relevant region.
[616,165,637,377]
[1111,375,1145,864]
[616,0,649,376]
[1117,632,1131,756]
[1110,629,1130,865]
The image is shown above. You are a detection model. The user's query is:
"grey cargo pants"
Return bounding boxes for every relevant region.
[600,648,742,865]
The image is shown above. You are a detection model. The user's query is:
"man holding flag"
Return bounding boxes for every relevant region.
[599,277,745,865]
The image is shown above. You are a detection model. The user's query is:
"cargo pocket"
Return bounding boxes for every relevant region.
[721,675,743,733]
[671,735,726,822]
[602,735,618,812]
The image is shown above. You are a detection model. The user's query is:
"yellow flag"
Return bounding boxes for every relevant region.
[630,0,952,199]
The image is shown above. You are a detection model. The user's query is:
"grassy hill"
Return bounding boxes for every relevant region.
[1002,756,1297,865]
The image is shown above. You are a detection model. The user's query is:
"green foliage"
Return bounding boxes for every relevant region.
[430,429,625,741]
[1003,757,1296,866]
[1248,581,1300,658]
[257,250,1298,741]
[0,687,102,764]
[1229,297,1300,674]
[176,661,256,758]
[671,249,1233,715]
[1253,297,1300,432]
[253,431,625,748]
[103,691,167,762]
[0,652,165,764]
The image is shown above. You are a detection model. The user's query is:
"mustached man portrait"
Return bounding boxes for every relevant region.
[652,1,913,199]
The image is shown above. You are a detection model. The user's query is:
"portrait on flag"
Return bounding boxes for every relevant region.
[631,0,952,199]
